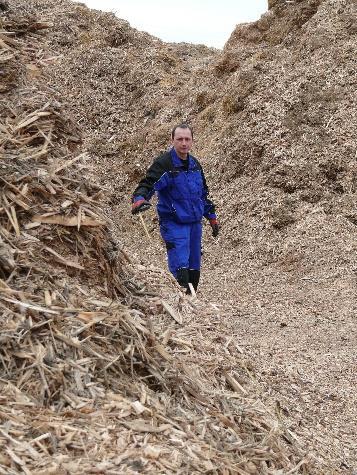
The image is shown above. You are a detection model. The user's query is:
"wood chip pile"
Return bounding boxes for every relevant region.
[0,7,318,475]
[24,0,357,471]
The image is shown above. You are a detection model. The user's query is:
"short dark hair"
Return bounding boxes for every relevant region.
[171,123,193,139]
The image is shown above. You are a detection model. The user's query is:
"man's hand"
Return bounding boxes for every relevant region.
[131,196,151,215]
[209,218,220,237]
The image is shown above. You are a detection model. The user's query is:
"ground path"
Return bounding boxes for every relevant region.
[115,209,357,474]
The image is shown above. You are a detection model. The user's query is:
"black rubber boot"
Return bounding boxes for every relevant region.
[188,269,200,292]
[176,267,189,292]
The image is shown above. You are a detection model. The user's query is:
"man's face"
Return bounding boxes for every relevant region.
[172,127,193,159]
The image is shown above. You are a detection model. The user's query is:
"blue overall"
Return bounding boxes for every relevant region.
[133,148,216,283]
[159,219,202,277]
[152,149,210,278]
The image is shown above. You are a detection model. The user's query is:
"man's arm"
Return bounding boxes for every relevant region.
[199,165,220,237]
[198,166,216,218]
[133,153,172,199]
[131,153,172,214]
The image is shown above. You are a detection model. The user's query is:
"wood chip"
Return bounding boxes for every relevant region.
[162,300,182,324]
[33,214,105,227]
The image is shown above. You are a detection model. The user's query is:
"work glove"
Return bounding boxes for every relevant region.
[131,196,151,215]
[209,218,220,237]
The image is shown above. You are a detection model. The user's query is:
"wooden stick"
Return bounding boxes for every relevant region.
[223,370,247,395]
[139,213,151,239]
[162,300,182,324]
[53,152,88,174]
[188,283,196,298]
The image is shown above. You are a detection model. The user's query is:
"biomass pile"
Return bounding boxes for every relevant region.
[31,0,357,470]
[0,4,330,475]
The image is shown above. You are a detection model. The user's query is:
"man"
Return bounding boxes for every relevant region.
[131,123,219,294]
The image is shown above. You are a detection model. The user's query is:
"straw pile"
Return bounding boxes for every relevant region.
[0,6,320,475]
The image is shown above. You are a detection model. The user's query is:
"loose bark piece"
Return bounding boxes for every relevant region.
[162,300,182,324]
[224,371,247,395]
[33,214,105,227]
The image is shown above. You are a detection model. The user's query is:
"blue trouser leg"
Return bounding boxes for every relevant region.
[188,222,202,292]
[159,219,202,280]
[188,221,202,271]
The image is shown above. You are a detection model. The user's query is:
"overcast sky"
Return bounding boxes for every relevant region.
[76,0,268,49]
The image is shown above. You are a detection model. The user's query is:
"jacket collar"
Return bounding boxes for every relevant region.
[170,148,195,169]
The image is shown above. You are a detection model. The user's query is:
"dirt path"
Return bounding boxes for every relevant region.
[116,212,357,474]
[204,260,356,471]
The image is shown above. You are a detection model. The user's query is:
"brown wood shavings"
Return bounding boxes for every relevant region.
[1,0,356,474]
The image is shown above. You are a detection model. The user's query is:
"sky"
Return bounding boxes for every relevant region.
[76,0,268,49]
